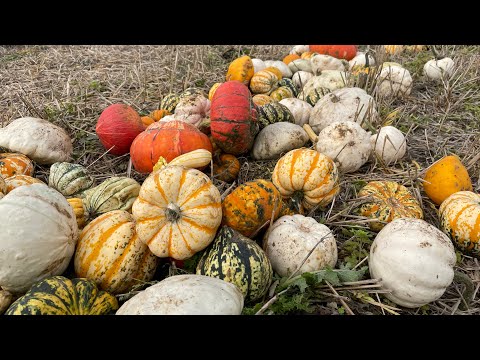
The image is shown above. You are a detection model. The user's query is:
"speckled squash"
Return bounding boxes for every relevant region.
[249,70,279,94]
[67,198,88,229]
[222,179,283,237]
[49,162,95,197]
[208,82,223,101]
[5,276,118,315]
[258,102,295,129]
[0,153,34,178]
[270,86,294,101]
[160,93,180,113]
[196,226,273,302]
[263,67,283,80]
[213,154,240,183]
[4,175,44,193]
[358,181,424,232]
[226,55,254,85]
[252,94,275,107]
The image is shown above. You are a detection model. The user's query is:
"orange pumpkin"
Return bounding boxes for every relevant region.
[226,55,254,85]
[213,154,240,183]
[150,109,171,121]
[4,175,44,193]
[252,94,275,107]
[283,54,301,65]
[141,116,155,127]
[309,45,357,60]
[208,82,223,101]
[67,198,88,229]
[0,153,34,178]
[249,70,279,94]
[423,155,472,205]
[263,67,283,80]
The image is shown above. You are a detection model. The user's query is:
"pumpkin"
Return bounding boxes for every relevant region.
[160,93,180,113]
[309,45,357,60]
[222,179,283,237]
[174,93,211,128]
[348,52,376,69]
[95,104,144,156]
[288,59,313,74]
[154,149,213,171]
[5,276,118,315]
[264,60,293,78]
[270,86,294,101]
[301,52,317,60]
[4,175,44,193]
[74,210,159,294]
[252,94,275,107]
[132,165,222,260]
[264,214,337,277]
[251,58,266,73]
[439,191,480,256]
[309,87,379,133]
[150,109,171,121]
[424,57,455,80]
[357,181,424,232]
[67,197,88,229]
[290,45,310,56]
[298,70,348,106]
[83,177,140,217]
[369,218,456,308]
[249,70,279,94]
[226,55,254,85]
[0,153,34,178]
[210,81,259,155]
[208,82,223,101]
[213,154,240,183]
[252,122,309,160]
[370,126,406,165]
[116,274,243,315]
[423,155,472,205]
[283,54,301,64]
[0,184,78,294]
[406,45,426,52]
[278,78,299,97]
[279,98,312,126]
[258,102,295,129]
[310,54,347,74]
[384,45,404,55]
[375,64,413,98]
[141,116,155,127]
[130,120,213,173]
[264,66,283,80]
[272,148,340,212]
[292,71,314,90]
[49,162,95,197]
[197,226,273,302]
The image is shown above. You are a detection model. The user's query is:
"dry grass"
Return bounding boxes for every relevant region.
[1,44,479,315]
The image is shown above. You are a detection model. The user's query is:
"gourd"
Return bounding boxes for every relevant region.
[249,70,279,94]
[0,153,34,178]
[298,70,348,106]
[208,83,222,101]
[174,93,211,128]
[154,149,212,171]
[370,126,406,165]
[257,102,295,129]
[310,54,347,74]
[49,162,95,197]
[213,154,240,183]
[160,93,180,113]
[424,57,455,80]
[226,55,254,85]
[292,71,314,90]
[67,198,88,229]
[375,64,413,98]
[3,175,44,193]
[252,94,275,107]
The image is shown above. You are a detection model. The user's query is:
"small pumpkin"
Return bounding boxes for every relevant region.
[208,82,223,101]
[370,126,406,165]
[213,154,240,183]
[0,152,34,178]
[226,55,254,85]
[309,45,357,60]
[258,102,295,129]
[249,70,279,94]
[270,86,294,101]
[292,71,314,90]
[283,54,301,64]
[288,59,313,74]
[4,175,44,193]
[264,60,293,78]
[160,93,180,113]
[298,70,348,106]
[424,57,455,80]
[290,45,310,56]
[263,66,283,80]
[375,64,413,98]
[67,198,88,229]
[49,162,95,197]
[279,98,312,126]
[251,58,266,73]
[174,93,211,128]
[278,78,299,97]
[141,116,155,127]
[310,54,347,74]
[252,94,275,107]
[348,52,376,69]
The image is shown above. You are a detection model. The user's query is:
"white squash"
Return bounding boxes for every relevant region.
[375,64,413,98]
[0,184,78,294]
[264,214,337,277]
[369,218,456,308]
[316,121,372,173]
[251,58,266,73]
[298,70,348,105]
[309,87,379,133]
[292,71,314,90]
[288,59,313,74]
[423,57,454,80]
[252,122,309,160]
[370,126,406,165]
[264,60,293,78]
[174,94,211,128]
[310,54,347,74]
[290,45,310,56]
[279,98,313,126]
[116,274,244,315]
[348,52,376,69]
[0,117,72,164]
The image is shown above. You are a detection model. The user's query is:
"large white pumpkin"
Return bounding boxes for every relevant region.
[292,71,314,90]
[279,98,313,126]
[370,126,407,165]
[251,58,266,73]
[310,54,347,74]
[116,274,244,315]
[375,64,413,98]
[423,57,454,80]
[369,218,456,308]
[348,52,376,69]
[0,184,78,294]
[297,70,348,105]
[288,59,313,74]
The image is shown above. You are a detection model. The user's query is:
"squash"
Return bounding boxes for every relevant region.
[208,82,223,101]
[264,67,283,80]
[310,54,347,74]
[213,154,240,183]
[278,78,299,97]
[49,162,95,197]
[0,184,78,294]
[348,52,376,69]
[384,45,404,55]
[116,274,243,315]
[67,198,88,229]
[270,86,294,101]
[298,70,348,106]
[5,276,118,315]
[264,60,293,78]
[160,93,180,113]
[4,175,44,193]
[290,45,310,56]
[357,181,424,231]
[370,126,406,165]
[309,45,357,60]
[249,70,279,94]
[439,191,480,257]
[154,149,213,171]
[226,55,254,85]
[252,94,275,107]
[279,98,312,126]
[174,93,211,128]
[178,88,205,101]
[424,57,455,80]
[264,214,337,277]
[258,102,295,129]
[251,58,266,73]
[288,59,313,74]
[197,226,273,302]
[406,45,426,52]
[283,54,301,64]
[150,109,171,121]
[74,210,159,294]
[222,179,283,237]
[0,153,34,178]
[316,121,372,173]
[141,116,155,127]
[423,155,472,205]
[272,148,340,212]
[369,218,456,308]
[301,52,317,60]
[292,71,314,90]
[132,165,222,260]
[375,64,413,98]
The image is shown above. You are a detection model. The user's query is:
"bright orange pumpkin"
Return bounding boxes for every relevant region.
[213,154,240,183]
[150,109,171,121]
[4,175,44,193]
[0,153,34,178]
[309,45,357,60]
[283,54,301,65]
[226,56,254,85]
[141,116,155,127]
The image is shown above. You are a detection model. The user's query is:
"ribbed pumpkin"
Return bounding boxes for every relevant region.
[83,177,140,217]
[249,70,279,94]
[258,102,295,129]
[67,198,88,229]
[210,81,259,155]
[309,45,357,60]
[357,181,424,232]
[160,93,180,113]
[150,109,171,121]
[283,54,301,64]
[196,226,273,302]
[132,165,222,260]
[222,179,283,237]
[263,67,283,80]
[49,162,95,197]
[75,210,159,294]
[272,148,340,212]
[439,191,480,257]
[252,94,275,107]
[208,82,223,101]
[0,153,34,178]
[213,154,240,183]
[270,86,294,101]
[130,120,213,173]
[278,78,299,97]
[5,276,118,315]
[4,175,44,193]
[226,55,254,85]
[141,116,155,127]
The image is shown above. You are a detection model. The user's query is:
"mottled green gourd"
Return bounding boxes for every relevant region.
[278,78,299,97]
[5,276,118,315]
[160,93,180,113]
[196,226,273,303]
[258,102,295,129]
[179,87,205,100]
[48,162,95,197]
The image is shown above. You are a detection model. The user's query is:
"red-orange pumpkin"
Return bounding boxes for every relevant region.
[309,45,358,60]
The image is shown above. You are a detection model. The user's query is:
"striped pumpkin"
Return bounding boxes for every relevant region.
[249,70,279,94]
[272,148,340,213]
[132,165,222,260]
[5,276,118,315]
[258,102,295,129]
[264,67,283,80]
[0,153,34,178]
[4,175,44,193]
[74,210,159,294]
[222,179,283,237]
[252,94,275,107]
[439,191,480,256]
[226,55,254,85]
[196,226,273,302]
[270,86,294,101]
[49,162,95,197]
[160,93,180,113]
[278,78,299,97]
[67,198,88,229]
[357,181,424,231]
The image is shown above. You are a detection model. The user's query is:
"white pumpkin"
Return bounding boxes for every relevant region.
[348,52,376,69]
[288,59,313,74]
[174,94,211,128]
[375,64,413,98]
[264,60,293,78]
[309,87,379,133]
[370,126,406,165]
[252,58,266,73]
[116,274,244,315]
[0,184,78,294]
[369,218,456,308]
[0,117,72,164]
[0,289,12,314]
[310,54,347,74]
[423,57,454,80]
[264,215,337,277]
[290,45,310,56]
[252,122,309,160]
[298,70,348,105]
[316,121,372,173]
[292,71,314,90]
[279,98,313,126]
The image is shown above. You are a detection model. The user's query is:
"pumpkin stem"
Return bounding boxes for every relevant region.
[153,157,168,172]
[453,270,475,311]
[165,202,182,222]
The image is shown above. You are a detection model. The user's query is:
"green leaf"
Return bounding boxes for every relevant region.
[337,266,368,283]
[287,277,309,293]
[322,268,341,286]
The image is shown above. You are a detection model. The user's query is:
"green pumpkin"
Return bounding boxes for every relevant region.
[160,93,180,113]
[196,226,273,303]
[278,78,298,97]
[83,176,140,217]
[258,102,295,129]
[48,162,95,197]
[5,276,118,315]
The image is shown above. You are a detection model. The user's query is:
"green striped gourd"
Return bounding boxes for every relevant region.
[258,102,295,129]
[49,162,95,197]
